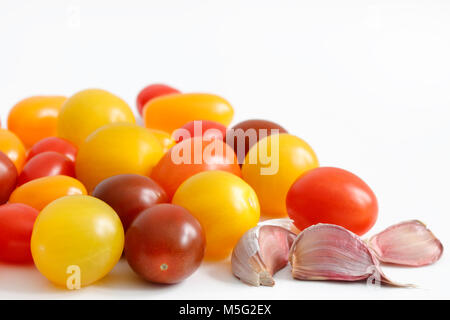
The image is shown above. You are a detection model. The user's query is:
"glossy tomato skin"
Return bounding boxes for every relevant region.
[58,89,136,147]
[9,175,87,211]
[0,203,39,264]
[0,128,26,173]
[17,151,75,186]
[76,123,163,193]
[226,119,288,164]
[172,171,260,260]
[151,137,241,199]
[286,167,378,236]
[242,133,318,218]
[27,137,77,162]
[144,93,234,134]
[8,96,67,148]
[0,152,17,204]
[125,204,205,284]
[31,195,124,287]
[92,174,168,231]
[173,120,227,143]
[148,129,175,154]
[136,84,180,116]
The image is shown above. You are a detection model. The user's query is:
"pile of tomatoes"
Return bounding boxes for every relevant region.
[0,84,378,288]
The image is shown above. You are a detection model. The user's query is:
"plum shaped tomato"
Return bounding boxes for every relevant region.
[226,119,288,164]
[125,204,205,284]
[0,128,26,173]
[17,151,75,186]
[241,133,318,218]
[172,171,260,260]
[57,88,135,147]
[144,93,234,134]
[0,203,39,264]
[27,137,77,162]
[173,120,227,143]
[76,123,163,193]
[148,129,176,154]
[9,175,87,211]
[7,96,67,148]
[286,167,378,236]
[31,195,124,287]
[151,137,241,199]
[92,174,168,231]
[0,152,17,204]
[136,84,180,116]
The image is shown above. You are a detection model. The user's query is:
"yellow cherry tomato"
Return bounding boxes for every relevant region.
[0,128,26,173]
[144,93,234,134]
[8,96,67,148]
[172,171,260,260]
[241,133,319,218]
[9,175,87,211]
[57,89,135,147]
[148,129,175,154]
[31,195,124,288]
[76,123,163,193]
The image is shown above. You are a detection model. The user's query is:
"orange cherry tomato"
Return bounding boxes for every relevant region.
[0,128,26,173]
[144,93,234,134]
[173,120,227,143]
[9,175,87,211]
[151,137,241,199]
[241,133,319,218]
[136,84,180,116]
[7,96,67,148]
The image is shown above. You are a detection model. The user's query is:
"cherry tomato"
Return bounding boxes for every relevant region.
[286,167,378,235]
[0,203,39,264]
[17,151,75,186]
[226,119,288,164]
[0,152,17,204]
[241,133,318,218]
[151,137,241,199]
[58,89,136,147]
[144,93,234,134]
[31,195,124,287]
[148,129,176,154]
[76,123,163,193]
[92,174,168,231]
[27,137,77,162]
[173,120,227,143]
[7,96,67,148]
[125,204,205,284]
[0,128,26,173]
[9,175,87,211]
[136,84,180,116]
[172,171,260,260]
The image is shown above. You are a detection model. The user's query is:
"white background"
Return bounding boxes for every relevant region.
[0,0,449,299]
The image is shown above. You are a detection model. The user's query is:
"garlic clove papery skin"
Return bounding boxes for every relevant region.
[368,220,443,267]
[231,219,296,286]
[289,223,409,286]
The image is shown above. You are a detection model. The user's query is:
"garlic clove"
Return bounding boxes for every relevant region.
[368,220,443,267]
[231,218,296,286]
[289,224,409,286]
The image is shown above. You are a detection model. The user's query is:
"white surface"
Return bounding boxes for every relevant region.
[0,0,449,299]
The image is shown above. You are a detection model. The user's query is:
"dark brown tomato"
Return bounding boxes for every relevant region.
[226,119,288,164]
[92,174,168,231]
[0,152,18,204]
[125,204,205,284]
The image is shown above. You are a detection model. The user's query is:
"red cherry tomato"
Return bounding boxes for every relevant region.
[173,120,227,143]
[286,167,378,236]
[150,137,241,198]
[136,84,180,116]
[27,137,77,162]
[125,204,205,284]
[17,151,75,186]
[0,203,39,264]
[92,174,168,231]
[0,152,17,204]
